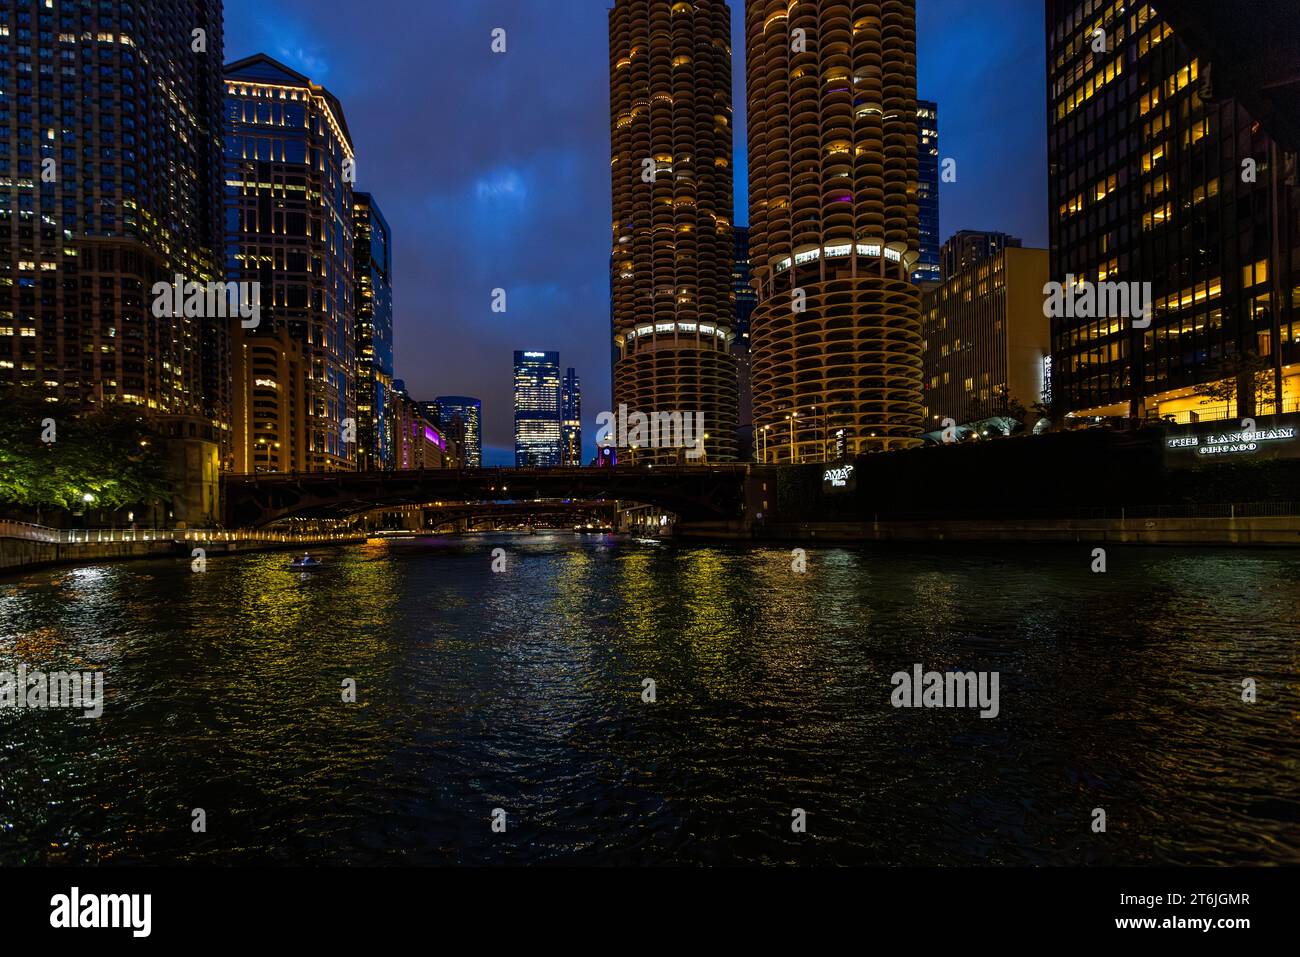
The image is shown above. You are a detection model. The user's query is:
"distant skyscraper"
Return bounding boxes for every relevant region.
[561,368,582,465]
[747,0,925,460]
[225,54,356,473]
[354,193,393,471]
[1046,1,1297,423]
[609,0,739,464]
[1,0,228,452]
[433,396,482,468]
[391,381,449,470]
[514,351,562,468]
[914,101,941,285]
[941,230,1022,281]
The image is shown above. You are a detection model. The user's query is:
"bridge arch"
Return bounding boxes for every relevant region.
[221,466,755,529]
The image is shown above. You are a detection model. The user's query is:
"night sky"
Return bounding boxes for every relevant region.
[222,0,1048,465]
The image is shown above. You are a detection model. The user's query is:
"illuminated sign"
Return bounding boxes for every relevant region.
[523,351,546,358]
[1166,426,1296,456]
[823,463,856,492]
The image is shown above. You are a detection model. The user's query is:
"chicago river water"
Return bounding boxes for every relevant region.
[1,533,1297,865]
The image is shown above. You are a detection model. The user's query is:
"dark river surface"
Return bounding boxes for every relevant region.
[1,533,1296,865]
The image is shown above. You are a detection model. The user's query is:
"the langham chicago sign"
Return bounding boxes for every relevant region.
[1166,419,1298,457]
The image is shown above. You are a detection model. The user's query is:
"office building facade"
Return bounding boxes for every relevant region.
[921,246,1051,427]
[561,367,582,466]
[433,396,482,468]
[354,192,393,471]
[941,229,1022,282]
[914,100,941,285]
[514,350,561,467]
[1046,0,1298,424]
[1,0,227,452]
[225,54,356,473]
[392,380,449,470]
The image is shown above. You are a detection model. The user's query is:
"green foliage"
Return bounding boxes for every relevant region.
[0,386,171,512]
[1193,351,1277,415]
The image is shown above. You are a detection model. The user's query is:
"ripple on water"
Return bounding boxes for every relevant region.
[0,536,1297,865]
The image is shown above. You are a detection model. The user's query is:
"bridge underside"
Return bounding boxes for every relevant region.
[419,501,615,531]
[221,466,754,528]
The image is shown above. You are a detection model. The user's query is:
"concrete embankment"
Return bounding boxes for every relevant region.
[0,537,177,572]
[0,534,369,575]
[673,516,1300,547]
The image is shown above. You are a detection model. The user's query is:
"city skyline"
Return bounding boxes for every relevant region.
[221,0,1049,465]
[2,0,1297,892]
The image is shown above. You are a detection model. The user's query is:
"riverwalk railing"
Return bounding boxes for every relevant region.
[864,502,1300,523]
[0,520,365,546]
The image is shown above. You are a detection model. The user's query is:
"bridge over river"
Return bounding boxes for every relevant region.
[222,465,767,530]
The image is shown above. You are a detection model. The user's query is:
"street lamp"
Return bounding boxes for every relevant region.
[785,411,798,464]
[809,405,830,462]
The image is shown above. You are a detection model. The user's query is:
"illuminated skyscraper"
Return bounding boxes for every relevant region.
[354,192,393,471]
[434,396,482,468]
[514,350,562,468]
[561,368,582,465]
[746,0,925,461]
[0,0,227,447]
[609,0,739,464]
[914,100,941,285]
[225,54,356,473]
[1046,1,1298,423]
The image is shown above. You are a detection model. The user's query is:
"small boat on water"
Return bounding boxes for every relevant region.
[288,553,323,570]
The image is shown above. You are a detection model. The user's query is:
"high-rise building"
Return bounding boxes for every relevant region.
[1046,1,1298,424]
[921,247,1050,428]
[609,0,739,464]
[746,0,925,462]
[941,229,1022,282]
[354,192,393,471]
[914,100,941,285]
[561,368,582,466]
[432,396,482,468]
[392,380,450,470]
[733,226,757,456]
[225,54,356,473]
[514,351,562,468]
[1,0,227,450]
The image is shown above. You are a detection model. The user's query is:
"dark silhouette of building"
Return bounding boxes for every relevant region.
[941,229,1022,281]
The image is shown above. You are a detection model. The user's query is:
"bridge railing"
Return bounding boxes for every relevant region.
[0,521,367,546]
